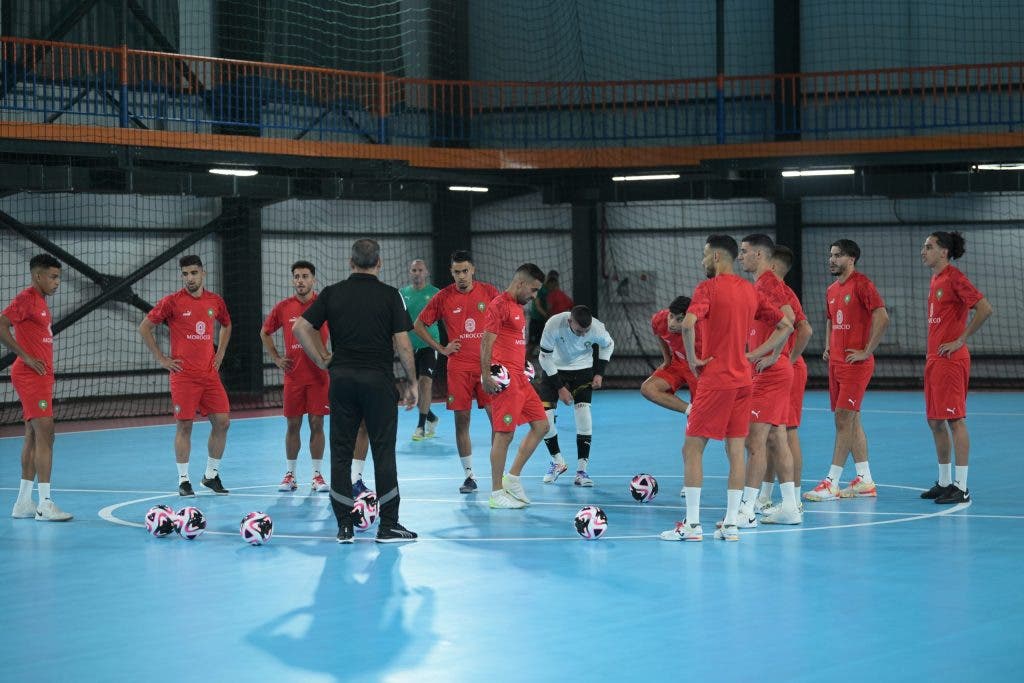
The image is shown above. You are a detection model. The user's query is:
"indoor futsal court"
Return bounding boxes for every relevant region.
[4,1,1024,682]
[2,389,1022,681]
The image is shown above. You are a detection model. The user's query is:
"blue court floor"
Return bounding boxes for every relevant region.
[2,389,1022,682]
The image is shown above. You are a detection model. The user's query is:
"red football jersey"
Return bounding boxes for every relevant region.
[651,308,704,363]
[263,294,329,384]
[147,289,231,374]
[777,277,807,358]
[418,281,501,371]
[750,271,790,353]
[826,271,885,361]
[483,291,528,373]
[2,287,55,377]
[927,265,984,360]
[687,274,759,389]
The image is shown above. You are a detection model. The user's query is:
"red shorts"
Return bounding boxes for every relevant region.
[749,359,793,426]
[282,376,330,418]
[490,374,547,433]
[652,361,699,401]
[828,358,874,412]
[170,371,230,420]
[686,384,752,440]
[445,366,492,411]
[924,356,970,420]
[12,369,54,421]
[788,358,808,427]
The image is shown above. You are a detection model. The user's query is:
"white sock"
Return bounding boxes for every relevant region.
[938,463,952,486]
[795,484,802,501]
[39,482,51,501]
[576,458,588,473]
[286,458,297,474]
[552,452,566,465]
[460,455,474,476]
[724,489,742,526]
[176,462,189,480]
[954,465,968,491]
[827,465,844,484]
[204,457,220,480]
[758,481,774,500]
[311,458,322,476]
[780,482,798,513]
[738,486,759,517]
[17,479,33,502]
[854,461,872,481]
[352,460,365,483]
[684,487,701,526]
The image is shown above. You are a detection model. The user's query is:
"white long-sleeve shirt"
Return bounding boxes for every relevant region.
[538,311,615,375]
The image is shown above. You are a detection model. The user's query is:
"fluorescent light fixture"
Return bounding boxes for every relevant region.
[209,167,258,177]
[611,173,681,182]
[780,168,855,178]
[448,185,488,192]
[972,163,1024,171]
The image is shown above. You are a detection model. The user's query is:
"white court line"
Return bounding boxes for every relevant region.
[802,406,1024,417]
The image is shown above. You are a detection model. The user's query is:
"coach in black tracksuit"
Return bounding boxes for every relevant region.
[293,238,419,543]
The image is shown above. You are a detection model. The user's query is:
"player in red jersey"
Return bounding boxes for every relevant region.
[660,235,790,543]
[480,263,548,509]
[735,234,799,527]
[804,239,889,502]
[757,246,813,514]
[641,295,701,497]
[919,231,992,504]
[139,255,233,497]
[261,260,333,494]
[414,250,501,494]
[1,254,73,521]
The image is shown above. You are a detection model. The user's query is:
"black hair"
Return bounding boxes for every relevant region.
[668,295,691,315]
[351,239,380,269]
[179,254,203,269]
[706,234,739,260]
[741,233,775,254]
[929,231,967,260]
[570,305,592,328]
[772,245,795,270]
[29,254,62,271]
[830,239,861,264]
[450,249,473,265]
[515,263,546,282]
[291,260,316,275]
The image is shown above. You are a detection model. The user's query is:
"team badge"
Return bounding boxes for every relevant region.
[174,404,181,413]
[38,399,48,409]
[447,395,455,404]
[843,294,851,304]
[477,302,486,311]
[502,414,513,425]
[936,289,944,299]
[207,308,214,317]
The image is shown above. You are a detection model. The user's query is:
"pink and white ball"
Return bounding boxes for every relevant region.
[573,505,608,540]
[629,473,659,503]
[175,506,207,540]
[524,360,536,381]
[352,490,379,531]
[144,504,178,537]
[240,511,274,545]
[489,363,511,392]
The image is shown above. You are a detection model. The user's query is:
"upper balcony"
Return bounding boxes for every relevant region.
[2,36,1023,170]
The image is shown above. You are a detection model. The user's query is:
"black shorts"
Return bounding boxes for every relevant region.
[536,367,594,407]
[414,347,437,379]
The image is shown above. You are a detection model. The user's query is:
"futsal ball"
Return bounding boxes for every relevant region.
[574,505,608,540]
[145,504,177,537]
[352,490,379,531]
[629,473,659,503]
[489,363,511,392]
[524,360,536,380]
[175,506,207,540]
[240,511,274,545]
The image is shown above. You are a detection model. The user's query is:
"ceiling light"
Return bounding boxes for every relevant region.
[209,168,258,177]
[972,163,1024,171]
[611,173,681,182]
[448,186,488,192]
[780,168,855,178]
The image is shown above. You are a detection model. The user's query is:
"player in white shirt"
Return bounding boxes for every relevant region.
[535,305,615,486]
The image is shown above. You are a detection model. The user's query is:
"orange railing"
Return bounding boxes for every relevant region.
[2,36,1023,149]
